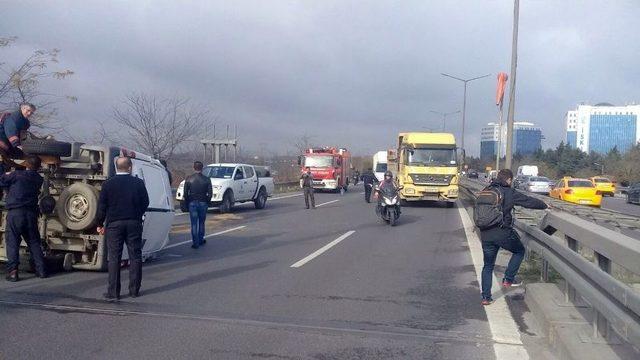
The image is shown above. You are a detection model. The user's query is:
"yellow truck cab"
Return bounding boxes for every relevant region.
[393,132,459,207]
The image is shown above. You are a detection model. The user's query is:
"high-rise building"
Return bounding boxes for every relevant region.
[480,122,543,160]
[565,103,640,154]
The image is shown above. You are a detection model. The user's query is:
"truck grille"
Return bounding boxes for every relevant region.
[409,174,452,185]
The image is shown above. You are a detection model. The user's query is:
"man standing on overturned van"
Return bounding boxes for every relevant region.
[479,169,547,306]
[184,161,212,249]
[96,156,149,300]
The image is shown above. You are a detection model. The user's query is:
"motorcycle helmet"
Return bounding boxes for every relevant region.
[384,171,393,180]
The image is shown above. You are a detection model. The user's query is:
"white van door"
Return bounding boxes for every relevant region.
[233,166,247,201]
[127,159,174,259]
[243,166,259,200]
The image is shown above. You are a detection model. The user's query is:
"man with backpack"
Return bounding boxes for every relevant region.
[474,169,547,305]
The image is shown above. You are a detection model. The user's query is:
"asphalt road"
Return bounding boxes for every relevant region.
[602,196,640,216]
[0,185,549,360]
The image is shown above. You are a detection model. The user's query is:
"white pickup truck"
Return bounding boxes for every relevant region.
[176,163,274,213]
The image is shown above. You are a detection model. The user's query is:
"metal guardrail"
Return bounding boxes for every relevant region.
[463,179,640,232]
[459,182,640,348]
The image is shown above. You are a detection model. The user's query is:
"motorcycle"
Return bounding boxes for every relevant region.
[374,184,403,226]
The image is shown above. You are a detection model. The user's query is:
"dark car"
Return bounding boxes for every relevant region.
[627,183,640,205]
[468,170,479,179]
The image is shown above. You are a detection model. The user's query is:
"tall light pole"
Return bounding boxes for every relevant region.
[429,110,461,131]
[505,0,520,169]
[441,72,490,157]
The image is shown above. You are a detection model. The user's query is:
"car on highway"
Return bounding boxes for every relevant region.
[522,176,551,195]
[176,163,274,213]
[590,177,616,197]
[468,169,479,179]
[513,175,530,190]
[550,177,602,207]
[627,183,640,205]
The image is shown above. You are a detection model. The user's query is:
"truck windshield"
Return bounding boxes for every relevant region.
[406,148,456,167]
[375,163,387,172]
[304,156,333,167]
[203,166,235,178]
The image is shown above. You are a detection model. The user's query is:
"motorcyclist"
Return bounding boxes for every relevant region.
[353,169,360,185]
[377,171,398,204]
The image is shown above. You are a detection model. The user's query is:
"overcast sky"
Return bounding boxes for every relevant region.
[1,0,639,156]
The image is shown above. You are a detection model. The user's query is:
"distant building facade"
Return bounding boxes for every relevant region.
[480,122,543,160]
[565,103,640,154]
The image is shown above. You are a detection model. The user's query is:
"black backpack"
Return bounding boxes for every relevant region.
[473,186,504,230]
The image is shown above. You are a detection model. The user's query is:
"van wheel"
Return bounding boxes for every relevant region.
[57,183,99,231]
[220,191,234,213]
[254,188,267,209]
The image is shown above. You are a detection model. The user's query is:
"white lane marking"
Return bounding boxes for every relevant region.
[175,194,303,216]
[162,226,246,250]
[271,193,303,200]
[457,206,529,359]
[316,199,339,207]
[290,231,355,268]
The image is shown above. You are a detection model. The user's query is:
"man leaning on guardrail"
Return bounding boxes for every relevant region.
[476,169,547,306]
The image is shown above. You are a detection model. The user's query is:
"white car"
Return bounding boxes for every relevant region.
[176,163,274,213]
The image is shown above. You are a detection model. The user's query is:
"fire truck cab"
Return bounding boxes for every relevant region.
[299,147,351,192]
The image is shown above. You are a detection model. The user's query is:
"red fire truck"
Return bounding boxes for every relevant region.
[299,147,352,192]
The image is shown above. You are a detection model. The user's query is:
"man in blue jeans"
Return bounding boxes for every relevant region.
[183,161,212,249]
[480,169,547,305]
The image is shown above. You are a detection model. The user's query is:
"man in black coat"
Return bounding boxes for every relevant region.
[183,161,212,249]
[1,155,46,282]
[96,156,149,300]
[300,167,315,209]
[360,168,379,203]
[480,169,547,305]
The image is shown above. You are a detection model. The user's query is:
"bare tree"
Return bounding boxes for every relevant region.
[292,133,315,154]
[111,93,209,160]
[0,37,75,130]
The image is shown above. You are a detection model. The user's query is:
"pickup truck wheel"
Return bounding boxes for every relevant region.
[56,183,100,231]
[254,188,267,209]
[220,191,234,213]
[22,138,72,157]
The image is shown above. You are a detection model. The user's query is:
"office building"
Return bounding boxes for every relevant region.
[480,122,543,160]
[565,103,640,154]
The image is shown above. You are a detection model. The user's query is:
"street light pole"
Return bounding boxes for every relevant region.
[505,0,520,170]
[430,110,461,131]
[441,72,490,157]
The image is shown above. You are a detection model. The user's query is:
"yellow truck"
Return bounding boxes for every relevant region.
[392,132,459,207]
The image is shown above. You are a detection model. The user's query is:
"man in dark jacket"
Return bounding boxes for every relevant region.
[0,103,34,155]
[300,167,315,209]
[1,155,46,282]
[184,161,212,249]
[480,169,547,305]
[96,157,149,300]
[361,168,379,203]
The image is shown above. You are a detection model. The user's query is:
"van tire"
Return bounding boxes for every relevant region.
[57,183,99,231]
[22,138,72,157]
[220,191,234,213]
[254,188,267,209]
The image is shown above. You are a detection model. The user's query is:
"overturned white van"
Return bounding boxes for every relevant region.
[0,141,174,271]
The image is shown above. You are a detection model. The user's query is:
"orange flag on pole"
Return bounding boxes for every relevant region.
[496,72,508,108]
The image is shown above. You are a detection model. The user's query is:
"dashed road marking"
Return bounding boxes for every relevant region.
[290,230,355,268]
[162,226,246,250]
[316,199,339,207]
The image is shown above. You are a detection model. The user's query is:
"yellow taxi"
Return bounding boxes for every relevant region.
[550,177,602,207]
[590,177,616,197]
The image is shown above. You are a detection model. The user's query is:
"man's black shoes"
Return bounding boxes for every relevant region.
[5,270,19,282]
[103,293,120,301]
[35,271,48,279]
[129,291,140,298]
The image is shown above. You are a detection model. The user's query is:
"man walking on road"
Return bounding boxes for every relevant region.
[300,167,315,209]
[361,168,378,203]
[96,157,149,300]
[479,169,547,306]
[184,161,212,249]
[2,155,47,282]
